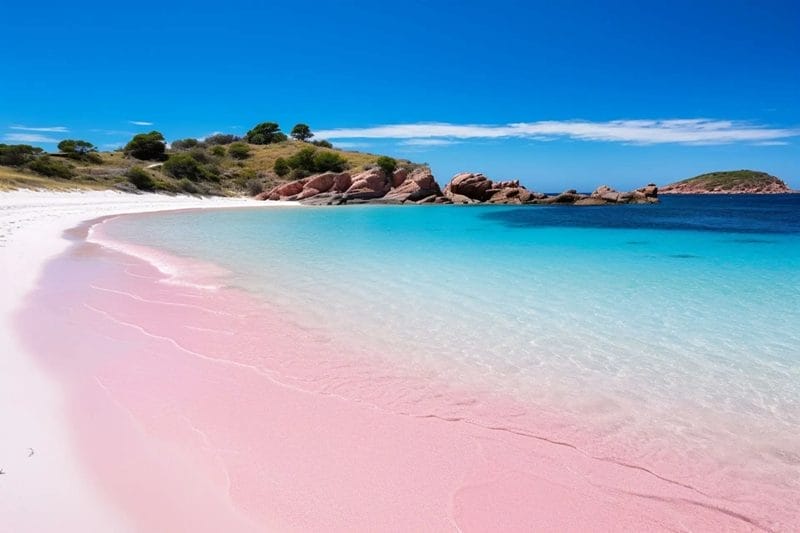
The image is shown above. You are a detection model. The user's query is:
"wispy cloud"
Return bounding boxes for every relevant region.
[331,141,371,149]
[753,141,789,146]
[399,138,459,147]
[316,119,798,146]
[10,125,68,132]
[129,120,153,126]
[3,133,60,143]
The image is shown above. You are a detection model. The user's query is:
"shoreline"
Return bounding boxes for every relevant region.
[0,190,292,531]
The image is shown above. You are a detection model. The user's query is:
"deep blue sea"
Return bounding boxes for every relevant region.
[104,194,800,493]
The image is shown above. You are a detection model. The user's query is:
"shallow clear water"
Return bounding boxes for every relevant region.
[105,196,800,489]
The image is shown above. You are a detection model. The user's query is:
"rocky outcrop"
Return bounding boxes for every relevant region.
[660,170,794,194]
[258,168,659,206]
[257,171,352,201]
[383,167,442,203]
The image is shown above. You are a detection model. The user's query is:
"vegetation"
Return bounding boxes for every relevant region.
[290,123,313,142]
[375,155,397,176]
[126,166,155,191]
[163,152,217,181]
[273,157,290,177]
[124,131,166,160]
[171,138,200,151]
[205,133,240,145]
[57,139,100,162]
[0,144,42,166]
[27,156,75,179]
[245,122,287,145]
[311,139,333,148]
[283,146,348,174]
[673,170,785,190]
[1,125,420,194]
[227,142,251,159]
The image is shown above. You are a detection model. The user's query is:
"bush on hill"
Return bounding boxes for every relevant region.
[312,150,347,172]
[0,144,43,166]
[375,156,397,176]
[164,153,208,181]
[273,157,290,177]
[124,131,166,160]
[204,133,240,145]
[227,142,251,159]
[310,139,332,148]
[27,156,75,179]
[171,138,200,151]
[210,146,226,157]
[126,166,155,191]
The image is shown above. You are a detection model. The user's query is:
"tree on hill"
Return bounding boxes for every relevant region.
[290,123,313,142]
[245,122,287,145]
[285,146,348,174]
[124,131,166,160]
[57,139,96,156]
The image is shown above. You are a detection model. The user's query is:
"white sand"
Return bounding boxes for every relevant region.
[0,190,287,532]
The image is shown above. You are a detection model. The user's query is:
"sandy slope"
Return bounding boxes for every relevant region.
[0,190,280,532]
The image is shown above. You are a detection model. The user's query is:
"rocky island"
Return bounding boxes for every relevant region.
[660,170,794,194]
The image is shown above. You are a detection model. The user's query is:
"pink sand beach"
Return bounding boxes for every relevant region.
[4,196,793,531]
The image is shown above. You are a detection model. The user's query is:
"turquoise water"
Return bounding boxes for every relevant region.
[104,196,800,488]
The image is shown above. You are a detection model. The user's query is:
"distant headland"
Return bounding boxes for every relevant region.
[660,170,794,194]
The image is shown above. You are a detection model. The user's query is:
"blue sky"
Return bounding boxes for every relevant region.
[2,0,798,190]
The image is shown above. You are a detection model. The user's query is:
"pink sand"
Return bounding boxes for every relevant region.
[14,218,795,531]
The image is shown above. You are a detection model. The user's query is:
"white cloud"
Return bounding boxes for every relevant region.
[399,138,459,146]
[3,133,59,143]
[10,125,68,132]
[316,119,798,145]
[753,141,789,146]
[129,120,153,126]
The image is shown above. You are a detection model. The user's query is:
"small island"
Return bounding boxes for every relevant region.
[660,170,794,194]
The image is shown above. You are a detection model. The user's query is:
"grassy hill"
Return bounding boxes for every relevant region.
[0,141,420,195]
[661,170,791,194]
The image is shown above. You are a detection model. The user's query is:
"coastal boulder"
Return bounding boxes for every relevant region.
[333,172,352,193]
[443,173,495,201]
[304,172,343,194]
[265,178,307,199]
[391,168,409,188]
[383,167,442,202]
[345,169,390,199]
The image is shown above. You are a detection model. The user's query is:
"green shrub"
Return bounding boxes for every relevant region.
[375,156,397,176]
[246,179,264,196]
[313,150,347,172]
[288,168,308,181]
[286,146,316,171]
[178,178,200,194]
[124,131,166,160]
[204,133,240,145]
[27,156,74,178]
[0,144,43,166]
[273,157,290,177]
[227,142,250,159]
[163,153,207,181]
[311,139,333,148]
[171,138,199,151]
[210,145,226,157]
[126,166,155,190]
